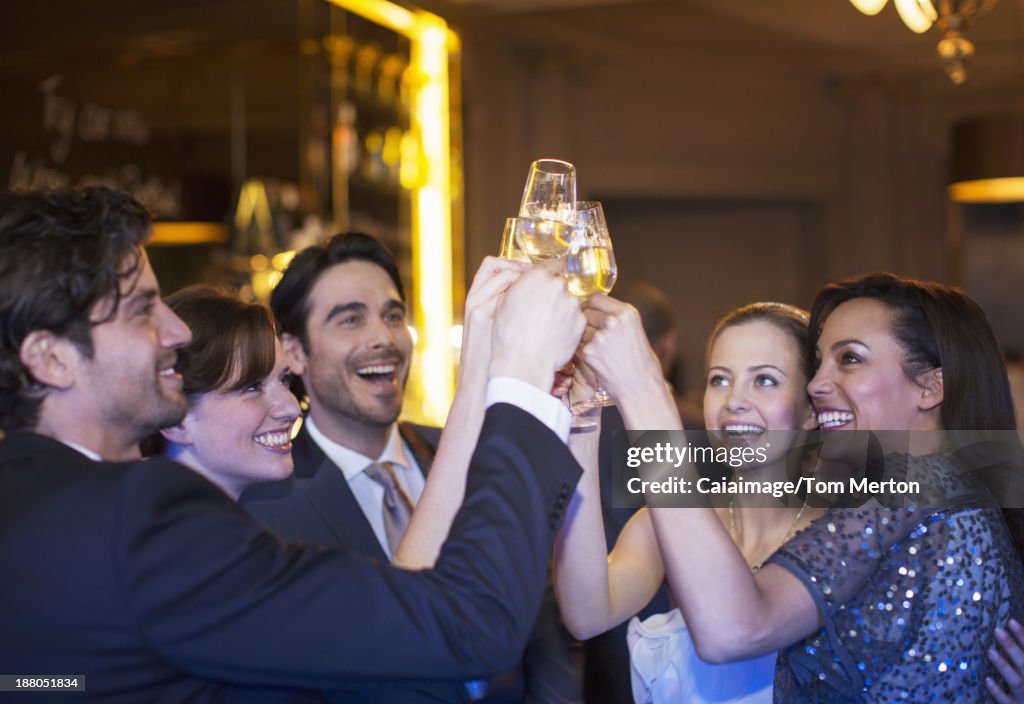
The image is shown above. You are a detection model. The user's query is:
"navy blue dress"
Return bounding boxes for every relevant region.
[768,453,1024,702]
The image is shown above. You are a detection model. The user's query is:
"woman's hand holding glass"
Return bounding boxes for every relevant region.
[579,295,676,429]
[461,255,528,387]
[563,201,618,413]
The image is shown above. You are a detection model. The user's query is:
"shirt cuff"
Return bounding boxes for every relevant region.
[486,377,571,443]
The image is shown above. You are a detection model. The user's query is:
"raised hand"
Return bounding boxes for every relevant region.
[460,256,527,381]
[490,261,586,393]
[578,294,679,430]
[579,295,663,399]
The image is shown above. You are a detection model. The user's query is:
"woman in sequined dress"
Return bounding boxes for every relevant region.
[578,272,1024,703]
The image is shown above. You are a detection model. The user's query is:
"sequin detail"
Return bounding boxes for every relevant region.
[769,454,1024,703]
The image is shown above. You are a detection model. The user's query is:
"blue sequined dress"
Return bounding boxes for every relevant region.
[767,453,1024,702]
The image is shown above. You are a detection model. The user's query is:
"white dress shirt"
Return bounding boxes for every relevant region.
[304,376,570,558]
[303,416,425,559]
[486,376,571,443]
[61,440,102,461]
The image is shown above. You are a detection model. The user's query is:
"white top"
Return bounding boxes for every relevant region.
[627,609,775,704]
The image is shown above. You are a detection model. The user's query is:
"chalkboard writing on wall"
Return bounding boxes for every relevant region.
[7,74,183,217]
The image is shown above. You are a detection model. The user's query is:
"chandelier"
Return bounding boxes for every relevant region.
[848,0,998,84]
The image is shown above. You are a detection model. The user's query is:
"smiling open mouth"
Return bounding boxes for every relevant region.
[355,362,399,383]
[254,430,291,451]
[817,411,854,429]
[722,423,765,437]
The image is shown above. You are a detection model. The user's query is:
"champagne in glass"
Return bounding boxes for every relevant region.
[564,243,617,298]
[519,159,577,224]
[567,201,618,410]
[499,218,531,262]
[514,217,576,261]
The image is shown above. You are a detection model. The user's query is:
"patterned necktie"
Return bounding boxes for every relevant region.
[363,461,414,554]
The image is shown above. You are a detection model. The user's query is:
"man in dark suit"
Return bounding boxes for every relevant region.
[243,418,441,562]
[242,233,581,703]
[0,187,585,702]
[242,233,431,565]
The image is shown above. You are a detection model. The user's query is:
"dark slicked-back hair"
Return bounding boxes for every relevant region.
[270,232,404,351]
[0,187,149,432]
[141,285,278,456]
[809,272,1015,433]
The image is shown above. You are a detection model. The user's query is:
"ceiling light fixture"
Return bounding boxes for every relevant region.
[849,0,998,84]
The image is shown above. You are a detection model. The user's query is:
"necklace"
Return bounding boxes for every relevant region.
[727,501,806,573]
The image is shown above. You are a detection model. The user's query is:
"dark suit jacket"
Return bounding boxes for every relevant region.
[242,421,581,704]
[241,421,441,564]
[0,404,580,703]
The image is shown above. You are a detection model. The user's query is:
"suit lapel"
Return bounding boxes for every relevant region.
[290,426,389,561]
[398,422,438,478]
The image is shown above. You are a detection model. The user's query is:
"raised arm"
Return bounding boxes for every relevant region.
[121,263,587,687]
[554,400,666,639]
[394,256,525,569]
[580,294,821,663]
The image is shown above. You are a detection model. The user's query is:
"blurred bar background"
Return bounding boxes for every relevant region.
[1,0,1023,423]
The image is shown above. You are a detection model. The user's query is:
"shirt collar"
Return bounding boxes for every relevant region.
[60,439,102,462]
[303,416,411,481]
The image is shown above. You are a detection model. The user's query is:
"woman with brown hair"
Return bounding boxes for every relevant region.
[555,301,820,703]
[146,285,301,499]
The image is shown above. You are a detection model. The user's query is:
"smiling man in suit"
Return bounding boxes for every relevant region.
[242,233,432,562]
[242,233,581,704]
[0,187,587,702]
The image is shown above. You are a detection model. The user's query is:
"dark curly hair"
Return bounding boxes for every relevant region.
[0,187,149,431]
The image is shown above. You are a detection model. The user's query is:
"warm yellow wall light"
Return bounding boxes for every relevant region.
[949,178,1024,203]
[149,222,229,246]
[324,0,460,425]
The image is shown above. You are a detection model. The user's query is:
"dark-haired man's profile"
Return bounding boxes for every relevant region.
[0,187,583,702]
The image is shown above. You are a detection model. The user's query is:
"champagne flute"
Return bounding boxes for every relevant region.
[499,218,531,262]
[565,201,618,411]
[505,215,586,424]
[519,159,577,224]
